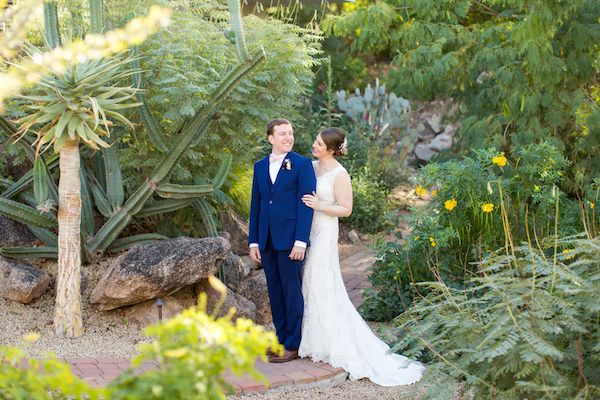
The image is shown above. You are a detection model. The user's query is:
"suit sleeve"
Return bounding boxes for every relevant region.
[248,163,260,245]
[295,158,317,243]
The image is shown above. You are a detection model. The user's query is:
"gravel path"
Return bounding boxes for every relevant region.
[231,379,425,399]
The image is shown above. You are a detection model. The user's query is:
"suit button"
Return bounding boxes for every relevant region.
[269,200,273,204]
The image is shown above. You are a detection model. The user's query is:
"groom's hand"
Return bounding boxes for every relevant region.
[250,247,262,263]
[289,246,306,261]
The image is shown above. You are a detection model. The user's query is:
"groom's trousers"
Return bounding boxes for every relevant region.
[261,232,304,351]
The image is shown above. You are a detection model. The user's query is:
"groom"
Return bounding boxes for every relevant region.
[248,118,316,363]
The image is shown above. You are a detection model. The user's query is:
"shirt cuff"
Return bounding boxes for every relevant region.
[249,243,259,248]
[294,240,307,249]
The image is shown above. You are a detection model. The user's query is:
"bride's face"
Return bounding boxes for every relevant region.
[312,134,333,159]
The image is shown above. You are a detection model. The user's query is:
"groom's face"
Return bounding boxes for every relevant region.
[268,123,294,155]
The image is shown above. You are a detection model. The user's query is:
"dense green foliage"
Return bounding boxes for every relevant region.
[324,0,600,191]
[345,166,388,233]
[360,143,598,321]
[0,287,278,399]
[393,235,600,399]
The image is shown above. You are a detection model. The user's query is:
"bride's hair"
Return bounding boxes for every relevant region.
[320,127,347,157]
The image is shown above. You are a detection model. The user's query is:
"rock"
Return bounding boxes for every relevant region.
[347,230,361,244]
[416,122,435,141]
[443,123,458,136]
[90,237,230,310]
[219,252,244,292]
[414,144,438,162]
[0,216,36,247]
[242,255,260,271]
[0,256,50,303]
[237,270,272,325]
[123,296,186,326]
[429,133,453,152]
[219,209,249,255]
[425,114,442,133]
[196,279,256,321]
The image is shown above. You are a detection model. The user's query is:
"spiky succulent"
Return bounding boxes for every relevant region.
[16,55,140,154]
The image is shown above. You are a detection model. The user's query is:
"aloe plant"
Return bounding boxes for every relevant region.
[0,0,263,262]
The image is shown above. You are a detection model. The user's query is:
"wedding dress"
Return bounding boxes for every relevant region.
[298,162,424,386]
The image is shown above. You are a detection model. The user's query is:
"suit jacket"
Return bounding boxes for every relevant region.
[248,151,317,251]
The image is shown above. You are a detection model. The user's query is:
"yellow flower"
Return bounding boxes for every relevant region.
[415,185,427,197]
[481,203,494,213]
[413,236,420,241]
[444,198,457,211]
[429,237,437,247]
[431,190,438,197]
[588,201,595,209]
[492,152,507,167]
[164,348,188,358]
[562,249,575,260]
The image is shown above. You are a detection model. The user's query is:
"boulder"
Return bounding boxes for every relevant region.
[220,252,244,292]
[241,255,260,272]
[347,230,361,244]
[196,278,256,321]
[414,143,438,162]
[123,296,186,326]
[90,237,230,310]
[219,209,249,255]
[425,114,442,133]
[0,216,36,247]
[237,270,272,325]
[429,133,453,152]
[0,256,50,303]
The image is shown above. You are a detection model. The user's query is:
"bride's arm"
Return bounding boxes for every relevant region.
[302,171,353,217]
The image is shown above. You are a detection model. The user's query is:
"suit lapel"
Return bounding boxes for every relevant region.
[270,151,294,198]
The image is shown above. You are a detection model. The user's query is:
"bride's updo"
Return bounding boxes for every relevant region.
[320,127,347,157]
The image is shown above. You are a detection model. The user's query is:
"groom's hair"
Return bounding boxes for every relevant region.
[266,118,292,138]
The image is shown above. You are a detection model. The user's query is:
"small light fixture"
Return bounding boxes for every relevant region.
[155,298,164,324]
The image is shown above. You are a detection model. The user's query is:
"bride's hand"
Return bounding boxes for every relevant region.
[302,192,322,211]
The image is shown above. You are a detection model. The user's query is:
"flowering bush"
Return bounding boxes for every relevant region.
[360,142,599,321]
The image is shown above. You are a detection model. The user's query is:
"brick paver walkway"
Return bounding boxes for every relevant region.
[63,249,375,394]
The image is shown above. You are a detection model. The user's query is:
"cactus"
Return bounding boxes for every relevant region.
[89,0,104,34]
[227,0,249,62]
[0,0,264,261]
[43,1,61,48]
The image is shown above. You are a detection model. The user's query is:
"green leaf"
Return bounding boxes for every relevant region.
[0,246,58,259]
[33,158,49,206]
[0,197,57,228]
[108,233,169,253]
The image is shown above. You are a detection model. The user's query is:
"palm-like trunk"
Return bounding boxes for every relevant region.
[54,139,83,337]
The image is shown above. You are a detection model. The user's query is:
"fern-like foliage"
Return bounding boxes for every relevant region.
[393,234,600,399]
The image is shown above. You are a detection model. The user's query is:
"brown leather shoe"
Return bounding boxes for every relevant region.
[269,349,299,363]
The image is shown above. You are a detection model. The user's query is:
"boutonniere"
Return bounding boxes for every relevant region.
[283,159,292,170]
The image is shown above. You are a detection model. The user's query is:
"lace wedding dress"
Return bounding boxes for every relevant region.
[298,162,424,386]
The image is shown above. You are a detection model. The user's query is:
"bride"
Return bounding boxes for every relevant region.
[299,127,424,386]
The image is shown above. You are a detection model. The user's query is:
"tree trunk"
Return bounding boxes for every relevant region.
[54,139,83,337]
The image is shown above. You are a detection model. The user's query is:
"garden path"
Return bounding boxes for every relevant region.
[62,249,376,394]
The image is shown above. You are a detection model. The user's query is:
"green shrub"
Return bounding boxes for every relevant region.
[346,166,388,234]
[0,281,280,399]
[361,142,598,321]
[393,234,600,399]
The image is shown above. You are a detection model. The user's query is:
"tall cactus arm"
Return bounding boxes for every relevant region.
[156,183,214,199]
[135,198,194,218]
[43,1,61,48]
[194,198,218,237]
[28,226,58,246]
[88,50,266,255]
[212,152,232,190]
[79,162,95,236]
[0,246,58,259]
[0,197,57,228]
[102,142,124,211]
[227,0,249,63]
[89,0,104,34]
[33,158,49,206]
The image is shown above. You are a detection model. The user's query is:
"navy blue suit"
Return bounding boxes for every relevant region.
[248,151,316,350]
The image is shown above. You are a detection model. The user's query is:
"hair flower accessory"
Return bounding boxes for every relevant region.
[283,159,292,170]
[339,138,348,155]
